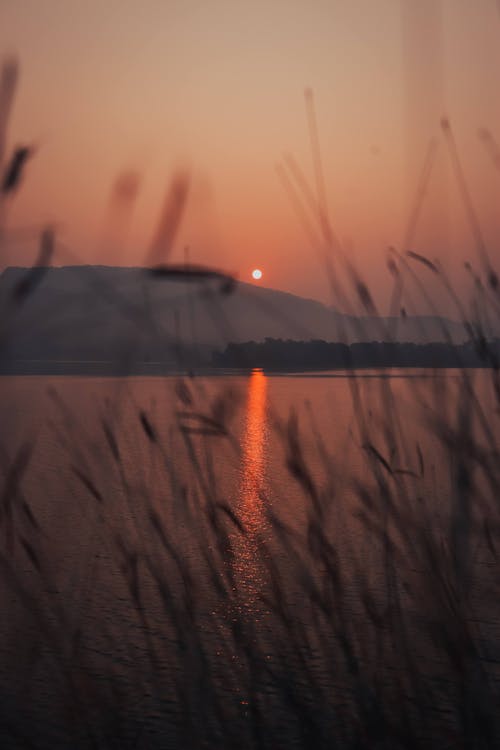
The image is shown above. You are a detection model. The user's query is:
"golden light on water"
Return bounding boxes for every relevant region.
[233,368,268,611]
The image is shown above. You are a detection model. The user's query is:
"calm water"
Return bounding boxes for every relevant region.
[1,369,500,747]
[0,369,460,586]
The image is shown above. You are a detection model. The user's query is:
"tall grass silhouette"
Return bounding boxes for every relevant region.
[2,58,500,750]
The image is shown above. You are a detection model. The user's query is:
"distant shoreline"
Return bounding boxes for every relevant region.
[1,335,497,376]
[0,359,492,377]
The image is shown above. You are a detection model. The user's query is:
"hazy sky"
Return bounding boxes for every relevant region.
[1,0,500,311]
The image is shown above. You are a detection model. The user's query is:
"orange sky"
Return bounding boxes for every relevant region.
[1,0,500,312]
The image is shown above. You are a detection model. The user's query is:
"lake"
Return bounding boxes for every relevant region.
[2,369,500,748]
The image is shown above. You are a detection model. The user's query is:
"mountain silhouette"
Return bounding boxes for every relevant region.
[0,265,468,372]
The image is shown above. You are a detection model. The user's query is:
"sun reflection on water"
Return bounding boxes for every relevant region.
[232,368,269,613]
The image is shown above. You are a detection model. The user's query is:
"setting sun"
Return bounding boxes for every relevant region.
[252,269,263,280]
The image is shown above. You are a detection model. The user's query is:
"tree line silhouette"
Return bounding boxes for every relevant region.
[213,337,500,370]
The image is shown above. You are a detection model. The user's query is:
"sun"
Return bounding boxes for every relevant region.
[252,268,263,280]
